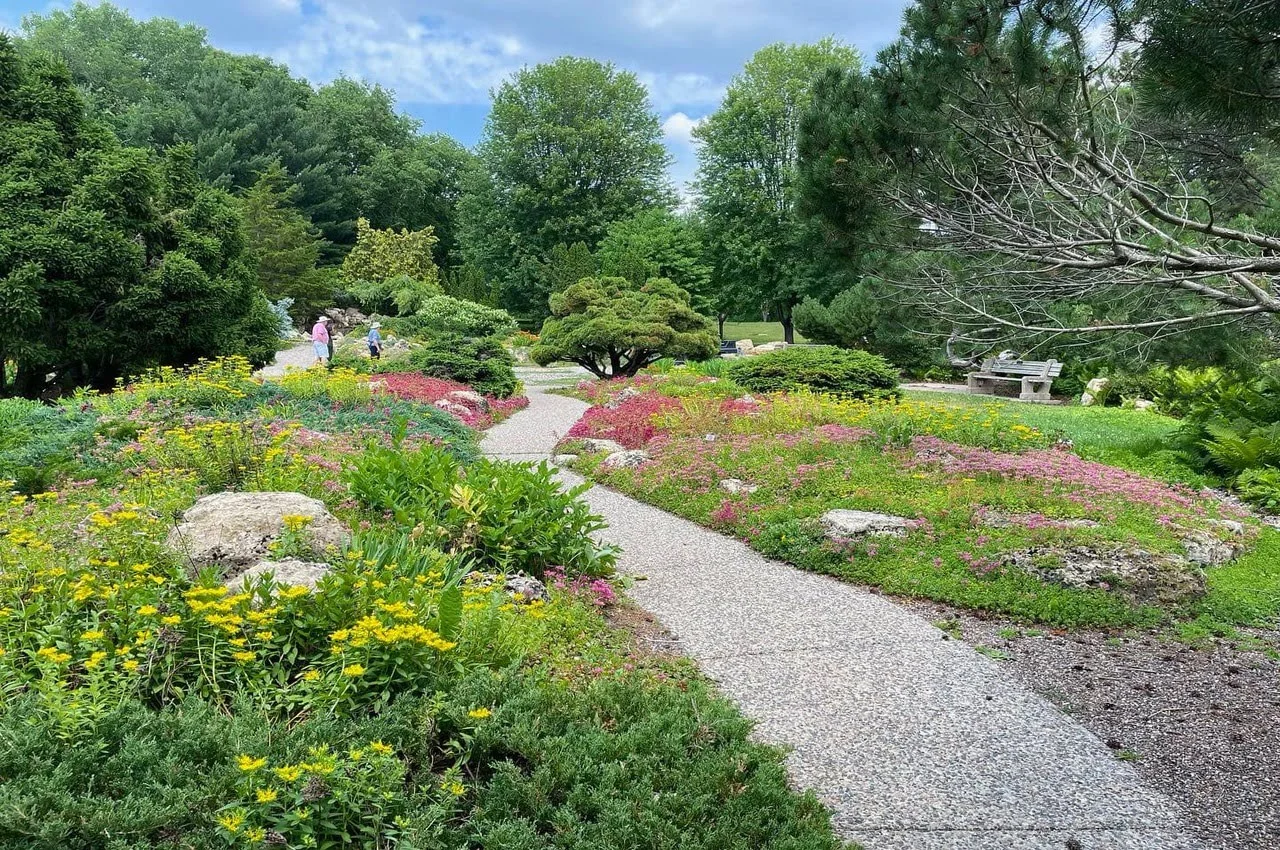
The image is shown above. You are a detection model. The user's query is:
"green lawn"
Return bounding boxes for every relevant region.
[721,321,807,345]
[904,389,1210,487]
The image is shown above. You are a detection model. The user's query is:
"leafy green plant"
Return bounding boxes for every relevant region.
[407,334,518,398]
[345,442,616,577]
[728,346,901,401]
[1236,468,1280,512]
[414,295,517,338]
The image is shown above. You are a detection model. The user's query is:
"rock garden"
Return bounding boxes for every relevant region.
[0,356,843,850]
[552,348,1280,850]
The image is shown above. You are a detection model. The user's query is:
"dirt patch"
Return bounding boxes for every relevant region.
[604,601,685,660]
[907,600,1280,850]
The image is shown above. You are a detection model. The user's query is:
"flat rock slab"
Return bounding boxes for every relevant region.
[820,509,912,539]
[481,387,1203,850]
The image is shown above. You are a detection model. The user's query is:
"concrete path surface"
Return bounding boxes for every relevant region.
[483,373,1203,850]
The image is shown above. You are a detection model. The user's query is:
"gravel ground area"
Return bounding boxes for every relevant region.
[255,341,316,378]
[482,375,1205,850]
[907,600,1280,850]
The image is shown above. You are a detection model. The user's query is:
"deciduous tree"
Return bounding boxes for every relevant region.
[459,57,673,322]
[695,40,860,343]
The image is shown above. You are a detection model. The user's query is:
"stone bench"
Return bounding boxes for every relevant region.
[967,358,1062,402]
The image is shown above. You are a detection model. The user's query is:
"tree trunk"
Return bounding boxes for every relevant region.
[781,314,794,345]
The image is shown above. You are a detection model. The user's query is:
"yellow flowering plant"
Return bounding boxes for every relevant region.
[217,743,410,848]
[279,367,373,405]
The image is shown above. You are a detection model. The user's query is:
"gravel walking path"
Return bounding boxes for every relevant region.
[256,341,317,379]
[483,374,1204,850]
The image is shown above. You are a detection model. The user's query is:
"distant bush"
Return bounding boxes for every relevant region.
[728,346,900,401]
[416,296,517,338]
[409,334,518,399]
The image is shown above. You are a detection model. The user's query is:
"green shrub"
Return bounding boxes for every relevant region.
[345,441,616,577]
[415,296,517,338]
[0,697,246,848]
[0,399,96,492]
[465,674,843,850]
[408,334,518,398]
[728,346,901,400]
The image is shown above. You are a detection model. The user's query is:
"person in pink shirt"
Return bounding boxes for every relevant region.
[310,316,331,366]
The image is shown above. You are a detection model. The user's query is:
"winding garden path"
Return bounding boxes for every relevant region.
[483,372,1204,850]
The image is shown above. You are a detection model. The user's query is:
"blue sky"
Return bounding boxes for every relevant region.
[0,0,912,192]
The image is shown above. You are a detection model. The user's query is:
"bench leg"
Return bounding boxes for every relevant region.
[967,375,994,395]
[1020,377,1053,402]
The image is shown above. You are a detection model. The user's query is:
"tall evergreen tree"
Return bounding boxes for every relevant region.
[240,161,331,323]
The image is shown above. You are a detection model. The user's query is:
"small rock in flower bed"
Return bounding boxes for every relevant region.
[819,509,912,541]
[167,492,348,570]
[229,557,330,589]
[1181,519,1247,566]
[1006,546,1205,606]
[505,574,549,602]
[552,453,579,466]
[580,438,627,454]
[605,386,642,410]
[435,399,473,418]
[446,390,490,412]
[719,478,758,495]
[602,449,652,469]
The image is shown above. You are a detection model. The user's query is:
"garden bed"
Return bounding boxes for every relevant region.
[558,371,1280,635]
[0,358,848,850]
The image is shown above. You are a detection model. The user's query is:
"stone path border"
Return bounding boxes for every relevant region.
[482,374,1203,850]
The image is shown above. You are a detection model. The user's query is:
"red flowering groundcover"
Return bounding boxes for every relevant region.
[374,372,528,429]
[567,392,680,449]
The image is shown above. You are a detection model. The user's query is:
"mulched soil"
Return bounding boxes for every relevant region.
[906,598,1280,850]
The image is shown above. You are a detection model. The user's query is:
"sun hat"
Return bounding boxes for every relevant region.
[318,316,330,322]
[371,322,381,329]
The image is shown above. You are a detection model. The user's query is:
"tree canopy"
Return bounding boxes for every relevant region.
[695,39,861,343]
[0,34,276,396]
[797,0,1280,355]
[19,2,473,258]
[458,57,674,322]
[341,218,442,316]
[597,209,712,314]
[531,277,718,378]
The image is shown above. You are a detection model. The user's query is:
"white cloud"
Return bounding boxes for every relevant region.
[275,1,526,103]
[637,71,726,109]
[662,111,705,146]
